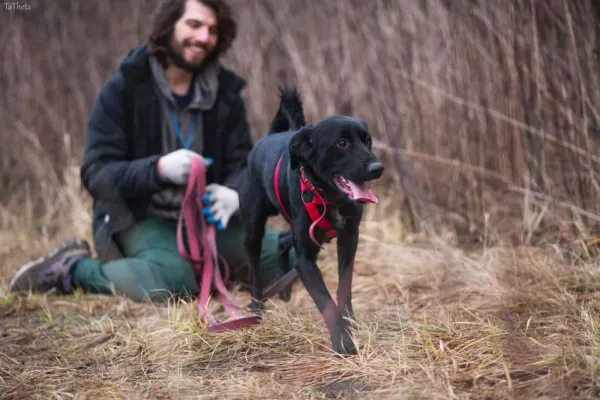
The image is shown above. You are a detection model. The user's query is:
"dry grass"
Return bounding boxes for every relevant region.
[2,0,600,399]
[2,167,600,398]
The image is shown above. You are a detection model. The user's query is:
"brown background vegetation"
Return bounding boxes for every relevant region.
[2,0,600,247]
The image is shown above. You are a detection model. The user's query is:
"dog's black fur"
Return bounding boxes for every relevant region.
[238,87,384,354]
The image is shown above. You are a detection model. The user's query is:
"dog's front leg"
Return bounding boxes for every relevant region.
[295,256,356,353]
[242,204,270,315]
[293,227,357,355]
[334,217,361,353]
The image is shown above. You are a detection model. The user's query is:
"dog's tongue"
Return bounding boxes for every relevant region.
[347,180,378,203]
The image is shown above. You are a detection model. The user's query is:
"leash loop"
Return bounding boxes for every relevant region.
[177,157,260,332]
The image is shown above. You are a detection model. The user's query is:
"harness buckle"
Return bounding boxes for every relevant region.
[299,166,309,185]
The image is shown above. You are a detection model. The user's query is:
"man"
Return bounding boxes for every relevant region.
[9,0,292,303]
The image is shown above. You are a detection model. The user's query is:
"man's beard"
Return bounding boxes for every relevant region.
[167,40,211,73]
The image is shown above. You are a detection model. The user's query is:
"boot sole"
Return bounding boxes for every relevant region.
[8,238,90,293]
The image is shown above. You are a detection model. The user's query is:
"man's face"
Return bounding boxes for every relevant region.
[169,0,218,72]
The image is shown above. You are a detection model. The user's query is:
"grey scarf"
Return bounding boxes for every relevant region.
[146,56,220,220]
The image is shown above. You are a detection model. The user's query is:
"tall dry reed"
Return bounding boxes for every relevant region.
[1,0,599,245]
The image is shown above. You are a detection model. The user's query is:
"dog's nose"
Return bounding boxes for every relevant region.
[367,161,384,178]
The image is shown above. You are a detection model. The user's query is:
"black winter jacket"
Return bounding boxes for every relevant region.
[80,43,253,262]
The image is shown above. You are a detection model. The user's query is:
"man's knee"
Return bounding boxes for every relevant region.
[130,248,196,296]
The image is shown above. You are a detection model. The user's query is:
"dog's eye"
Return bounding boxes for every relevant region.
[337,139,349,148]
[365,137,372,147]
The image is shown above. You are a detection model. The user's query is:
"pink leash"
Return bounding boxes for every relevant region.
[176,157,261,332]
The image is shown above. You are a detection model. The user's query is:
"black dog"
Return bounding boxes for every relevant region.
[238,87,384,354]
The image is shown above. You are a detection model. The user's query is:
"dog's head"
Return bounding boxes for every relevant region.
[288,115,384,204]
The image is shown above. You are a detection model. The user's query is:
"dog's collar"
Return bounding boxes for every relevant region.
[299,166,326,200]
[274,155,338,247]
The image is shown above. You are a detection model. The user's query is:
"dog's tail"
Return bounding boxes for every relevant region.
[268,86,306,134]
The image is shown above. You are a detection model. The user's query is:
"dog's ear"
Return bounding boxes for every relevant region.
[289,126,313,170]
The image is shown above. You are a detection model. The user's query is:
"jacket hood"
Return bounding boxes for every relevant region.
[118,42,246,95]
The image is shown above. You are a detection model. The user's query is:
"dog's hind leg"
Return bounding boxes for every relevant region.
[276,230,294,301]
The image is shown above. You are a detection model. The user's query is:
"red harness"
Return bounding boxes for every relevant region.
[274,155,338,246]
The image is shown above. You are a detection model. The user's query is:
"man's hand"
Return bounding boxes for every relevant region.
[202,183,240,230]
[157,149,213,185]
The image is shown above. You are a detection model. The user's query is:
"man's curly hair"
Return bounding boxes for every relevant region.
[147,0,237,68]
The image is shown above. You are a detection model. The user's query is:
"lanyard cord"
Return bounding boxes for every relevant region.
[166,101,198,150]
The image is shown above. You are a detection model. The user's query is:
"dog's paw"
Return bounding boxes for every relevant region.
[331,330,358,355]
[250,298,266,316]
[332,337,357,356]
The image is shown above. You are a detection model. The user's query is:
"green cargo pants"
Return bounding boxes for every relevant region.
[70,217,293,303]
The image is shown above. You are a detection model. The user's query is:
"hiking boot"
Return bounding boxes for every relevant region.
[9,238,91,294]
